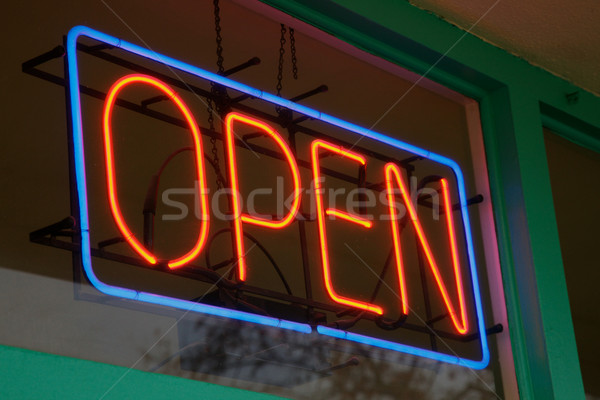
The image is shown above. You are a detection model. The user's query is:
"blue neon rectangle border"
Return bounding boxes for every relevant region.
[66,25,489,369]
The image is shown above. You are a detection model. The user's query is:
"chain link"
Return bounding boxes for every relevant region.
[213,0,225,74]
[289,28,298,80]
[206,98,223,189]
[276,24,286,97]
[209,0,224,188]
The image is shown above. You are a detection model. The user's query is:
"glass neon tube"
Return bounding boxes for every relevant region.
[385,163,469,334]
[223,112,301,281]
[311,139,383,315]
[103,74,211,269]
[66,25,489,368]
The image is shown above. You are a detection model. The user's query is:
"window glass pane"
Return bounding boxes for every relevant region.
[544,129,600,399]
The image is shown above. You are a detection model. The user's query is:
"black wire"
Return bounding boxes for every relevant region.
[205,228,293,296]
[146,147,228,216]
[242,230,293,296]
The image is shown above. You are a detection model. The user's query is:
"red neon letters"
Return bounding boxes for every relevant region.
[311,140,383,315]
[103,74,210,269]
[224,112,301,281]
[102,75,469,333]
[385,163,469,333]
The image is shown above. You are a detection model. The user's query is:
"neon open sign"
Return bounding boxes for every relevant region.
[67,26,489,369]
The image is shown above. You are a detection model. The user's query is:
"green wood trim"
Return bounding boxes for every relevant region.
[478,88,538,398]
[541,103,600,154]
[0,345,285,400]
[480,87,585,399]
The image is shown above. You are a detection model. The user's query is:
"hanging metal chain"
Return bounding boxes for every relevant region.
[289,27,298,80]
[276,24,286,97]
[203,96,225,189]
[213,0,225,74]
[206,98,223,189]
[207,99,215,132]
[208,0,224,189]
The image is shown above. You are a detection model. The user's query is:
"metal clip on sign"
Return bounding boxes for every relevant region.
[65,26,490,369]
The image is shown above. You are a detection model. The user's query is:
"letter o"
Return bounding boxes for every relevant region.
[102,74,210,268]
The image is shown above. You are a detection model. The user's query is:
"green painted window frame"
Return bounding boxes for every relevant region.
[258,1,599,399]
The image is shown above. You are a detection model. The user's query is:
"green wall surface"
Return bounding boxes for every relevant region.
[0,345,285,400]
